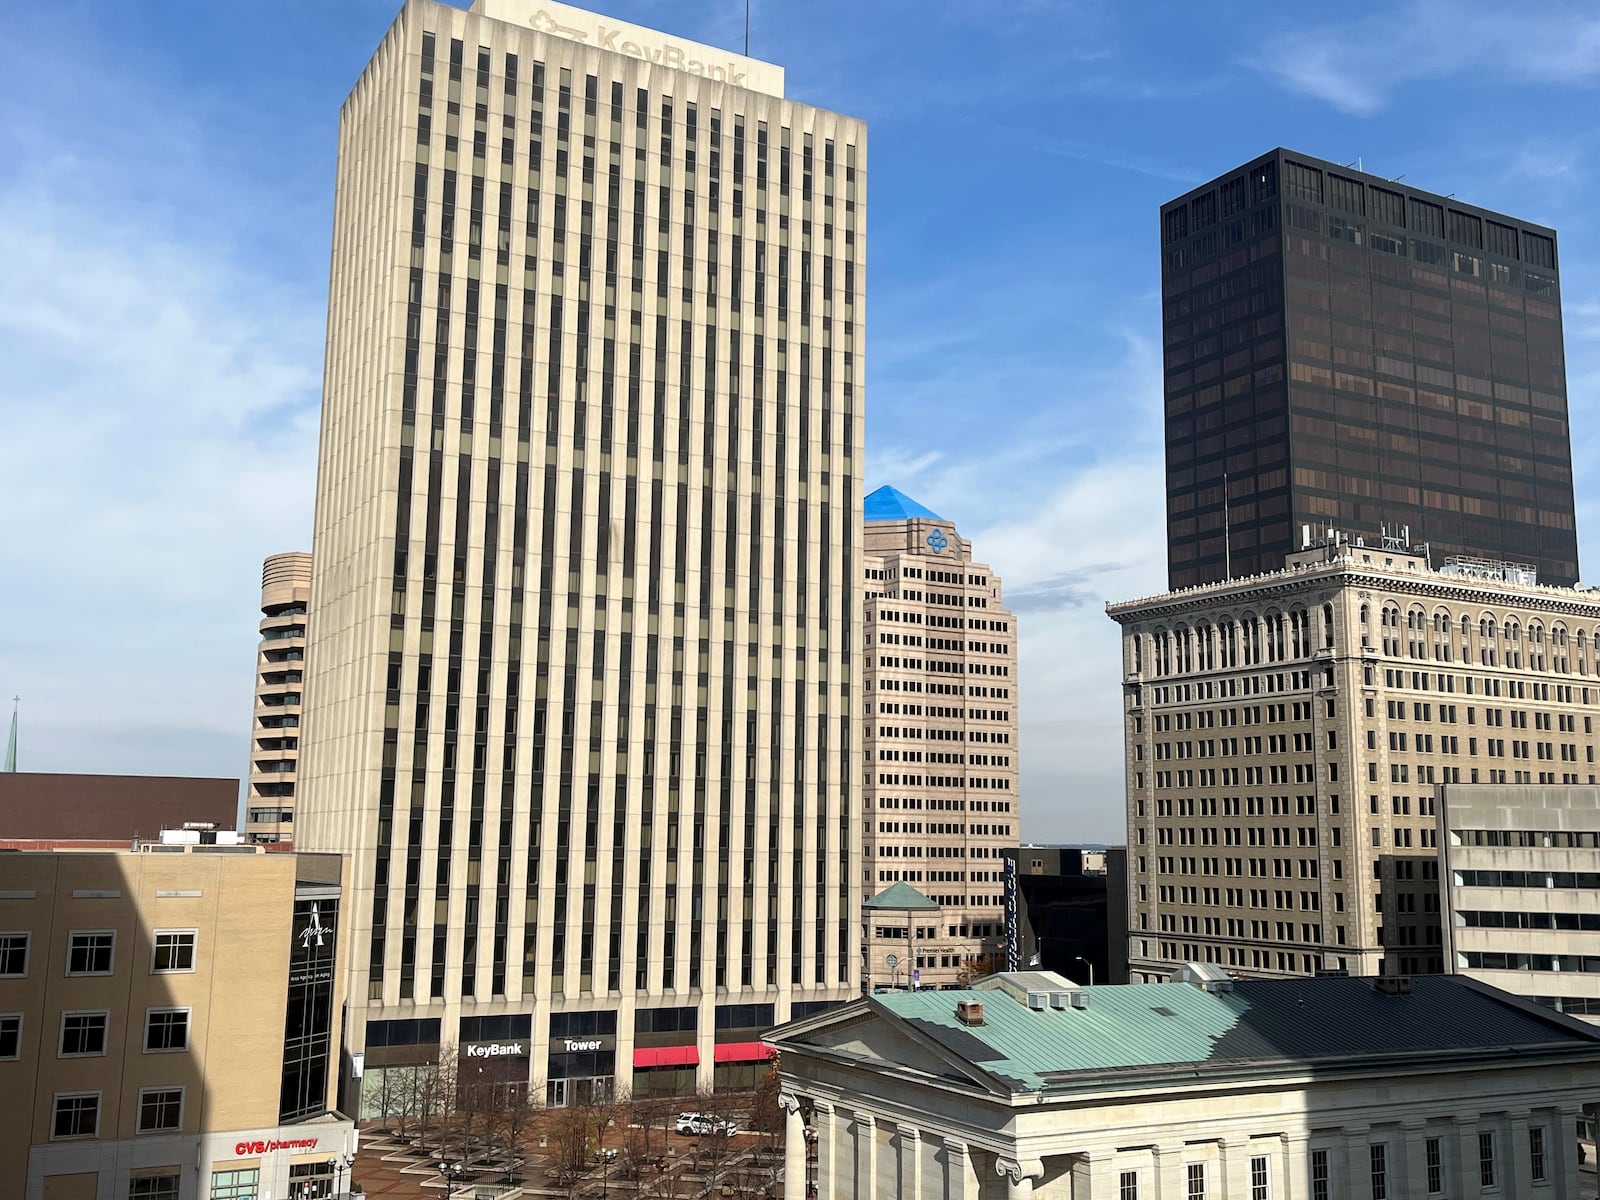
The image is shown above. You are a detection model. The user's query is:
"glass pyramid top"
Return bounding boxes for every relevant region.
[864,485,944,523]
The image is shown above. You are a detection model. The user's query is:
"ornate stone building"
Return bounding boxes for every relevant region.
[1108,535,1600,982]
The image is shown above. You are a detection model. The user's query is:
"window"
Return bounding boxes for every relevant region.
[0,1013,20,1059]
[67,931,114,975]
[1187,1162,1205,1199]
[1530,1126,1546,1182]
[59,1010,109,1057]
[1120,1170,1140,1200]
[1370,1144,1388,1199]
[137,1086,184,1133]
[1478,1131,1496,1187]
[1310,1149,1329,1200]
[130,1178,180,1200]
[52,1092,99,1138]
[1251,1155,1270,1200]
[211,1169,261,1200]
[145,1008,191,1053]
[1426,1136,1443,1194]
[152,930,196,973]
[0,932,28,977]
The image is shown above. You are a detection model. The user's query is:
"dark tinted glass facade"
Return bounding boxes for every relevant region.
[1162,150,1576,589]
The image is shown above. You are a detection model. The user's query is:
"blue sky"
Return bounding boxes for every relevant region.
[2,0,1598,843]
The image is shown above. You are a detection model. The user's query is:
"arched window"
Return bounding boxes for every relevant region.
[1504,620,1522,670]
[1323,604,1335,650]
[1480,617,1497,666]
[1432,610,1452,662]
[1381,605,1402,657]
[1131,633,1143,675]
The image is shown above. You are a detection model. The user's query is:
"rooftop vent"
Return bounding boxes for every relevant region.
[1376,975,1412,997]
[1048,991,1071,1010]
[956,1000,985,1027]
[1069,991,1089,1010]
[1027,992,1048,1012]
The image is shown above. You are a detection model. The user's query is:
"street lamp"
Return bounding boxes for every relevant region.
[1073,955,1096,987]
[436,1159,464,1198]
[330,1152,355,1199]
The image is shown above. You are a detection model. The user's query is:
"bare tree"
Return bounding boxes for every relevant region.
[488,1088,542,1183]
[545,1100,597,1191]
[748,1063,784,1160]
[689,1086,744,1196]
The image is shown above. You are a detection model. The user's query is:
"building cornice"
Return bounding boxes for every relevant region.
[1108,564,1600,625]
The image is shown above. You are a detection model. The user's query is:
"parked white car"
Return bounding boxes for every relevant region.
[676,1111,739,1136]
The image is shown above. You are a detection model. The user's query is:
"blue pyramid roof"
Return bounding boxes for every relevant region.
[864,485,943,523]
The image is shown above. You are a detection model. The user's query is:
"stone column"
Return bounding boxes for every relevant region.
[945,1139,980,1200]
[903,1126,923,1199]
[1280,1134,1309,1200]
[996,1156,1043,1200]
[857,1113,878,1200]
[1452,1116,1477,1199]
[816,1101,836,1200]
[1217,1137,1253,1197]
[1552,1106,1583,1199]
[1508,1114,1533,1198]
[781,1092,806,1200]
[1153,1144,1187,1199]
[1336,1124,1366,1200]
[1399,1120,1429,1199]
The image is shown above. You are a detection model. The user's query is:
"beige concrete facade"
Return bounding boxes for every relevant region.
[0,846,352,1200]
[1108,537,1600,983]
[247,552,312,845]
[1442,783,1600,1022]
[862,503,1018,990]
[297,0,865,1103]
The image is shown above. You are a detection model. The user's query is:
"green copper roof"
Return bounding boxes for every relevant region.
[862,881,941,912]
[871,974,1600,1093]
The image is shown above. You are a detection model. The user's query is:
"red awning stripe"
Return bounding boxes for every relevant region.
[712,1041,774,1064]
[633,1045,699,1068]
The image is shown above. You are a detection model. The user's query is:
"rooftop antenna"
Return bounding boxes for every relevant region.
[1345,157,1364,173]
[1391,174,1406,182]
[744,0,750,56]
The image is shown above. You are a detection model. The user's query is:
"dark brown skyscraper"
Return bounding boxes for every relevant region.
[1160,149,1577,590]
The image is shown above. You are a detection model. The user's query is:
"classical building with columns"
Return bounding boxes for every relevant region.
[766,966,1600,1198]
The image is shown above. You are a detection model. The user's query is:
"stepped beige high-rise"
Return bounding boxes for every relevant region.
[298,0,865,1106]
[247,552,312,845]
[860,487,1019,991]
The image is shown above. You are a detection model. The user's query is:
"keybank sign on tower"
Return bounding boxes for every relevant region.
[471,0,787,97]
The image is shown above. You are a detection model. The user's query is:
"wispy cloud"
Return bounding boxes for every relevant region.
[0,83,323,784]
[1254,0,1600,116]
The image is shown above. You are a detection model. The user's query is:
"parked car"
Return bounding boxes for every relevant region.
[676,1111,739,1136]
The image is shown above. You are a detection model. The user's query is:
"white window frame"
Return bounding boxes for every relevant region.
[51,1091,100,1139]
[0,1012,22,1060]
[1530,1124,1547,1183]
[58,1009,110,1058]
[0,931,29,978]
[65,929,115,977]
[136,1085,185,1134]
[1250,1153,1271,1200]
[143,1006,192,1053]
[150,929,198,974]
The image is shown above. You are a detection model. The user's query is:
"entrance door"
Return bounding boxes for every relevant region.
[546,1077,570,1107]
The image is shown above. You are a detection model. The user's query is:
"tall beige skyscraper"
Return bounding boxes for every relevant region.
[298,0,865,1106]
[860,487,1018,991]
[247,551,311,844]
[1109,534,1600,983]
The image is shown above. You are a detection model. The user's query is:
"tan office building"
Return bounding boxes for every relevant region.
[297,0,865,1105]
[861,487,1018,991]
[0,838,352,1200]
[1441,783,1600,1023]
[247,552,312,845]
[1108,534,1600,983]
